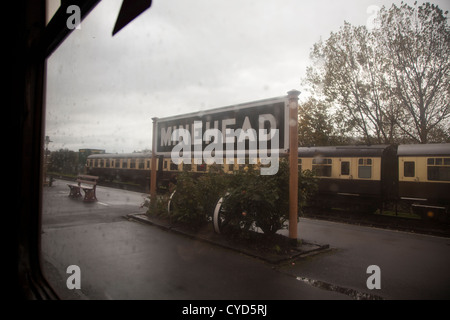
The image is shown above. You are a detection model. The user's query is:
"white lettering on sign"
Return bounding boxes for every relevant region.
[170,119,279,175]
[155,98,288,175]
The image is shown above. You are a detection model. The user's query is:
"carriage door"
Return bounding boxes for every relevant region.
[400,157,416,182]
[339,158,352,179]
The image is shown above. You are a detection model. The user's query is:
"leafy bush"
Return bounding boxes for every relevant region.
[298,168,318,210]
[195,165,232,218]
[221,159,317,236]
[152,165,231,229]
[148,159,318,236]
[168,170,205,227]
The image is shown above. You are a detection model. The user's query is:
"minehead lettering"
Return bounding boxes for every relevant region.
[155,98,288,175]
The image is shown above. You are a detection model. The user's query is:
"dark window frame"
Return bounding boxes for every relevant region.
[404,161,415,178]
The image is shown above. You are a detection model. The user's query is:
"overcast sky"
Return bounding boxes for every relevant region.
[44,0,450,153]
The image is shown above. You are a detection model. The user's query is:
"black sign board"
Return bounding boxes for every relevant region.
[154,96,289,158]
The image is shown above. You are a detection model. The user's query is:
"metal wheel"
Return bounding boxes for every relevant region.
[213,193,229,234]
[167,190,176,214]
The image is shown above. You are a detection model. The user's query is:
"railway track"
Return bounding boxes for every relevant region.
[302,207,450,238]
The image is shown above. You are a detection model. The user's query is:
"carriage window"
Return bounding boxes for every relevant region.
[130,158,136,169]
[358,158,372,179]
[183,163,192,172]
[197,163,207,172]
[312,158,332,177]
[122,160,128,169]
[427,157,450,181]
[404,161,415,177]
[105,159,110,168]
[115,160,120,168]
[340,161,350,176]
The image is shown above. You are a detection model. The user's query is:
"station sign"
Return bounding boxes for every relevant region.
[154,96,289,161]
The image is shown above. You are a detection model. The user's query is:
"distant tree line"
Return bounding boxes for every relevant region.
[301,2,450,146]
[48,149,80,176]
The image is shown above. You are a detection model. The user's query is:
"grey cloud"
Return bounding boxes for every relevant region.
[45,0,450,153]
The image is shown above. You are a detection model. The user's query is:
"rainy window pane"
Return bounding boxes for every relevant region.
[40,0,450,302]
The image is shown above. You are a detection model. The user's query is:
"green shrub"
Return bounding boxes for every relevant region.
[196,165,232,218]
[169,170,204,227]
[148,159,318,236]
[161,166,232,229]
[221,159,317,236]
[298,168,318,210]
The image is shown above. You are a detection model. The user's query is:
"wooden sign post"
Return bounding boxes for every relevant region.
[150,117,158,211]
[287,90,300,243]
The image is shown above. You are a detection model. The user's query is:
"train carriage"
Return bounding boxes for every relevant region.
[397,143,450,220]
[85,143,450,221]
[297,145,398,212]
[86,153,156,191]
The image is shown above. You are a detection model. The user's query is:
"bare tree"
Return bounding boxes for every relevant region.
[298,97,337,146]
[305,2,449,144]
[307,22,399,144]
[376,2,450,143]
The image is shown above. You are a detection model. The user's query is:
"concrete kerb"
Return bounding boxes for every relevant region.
[126,213,330,264]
